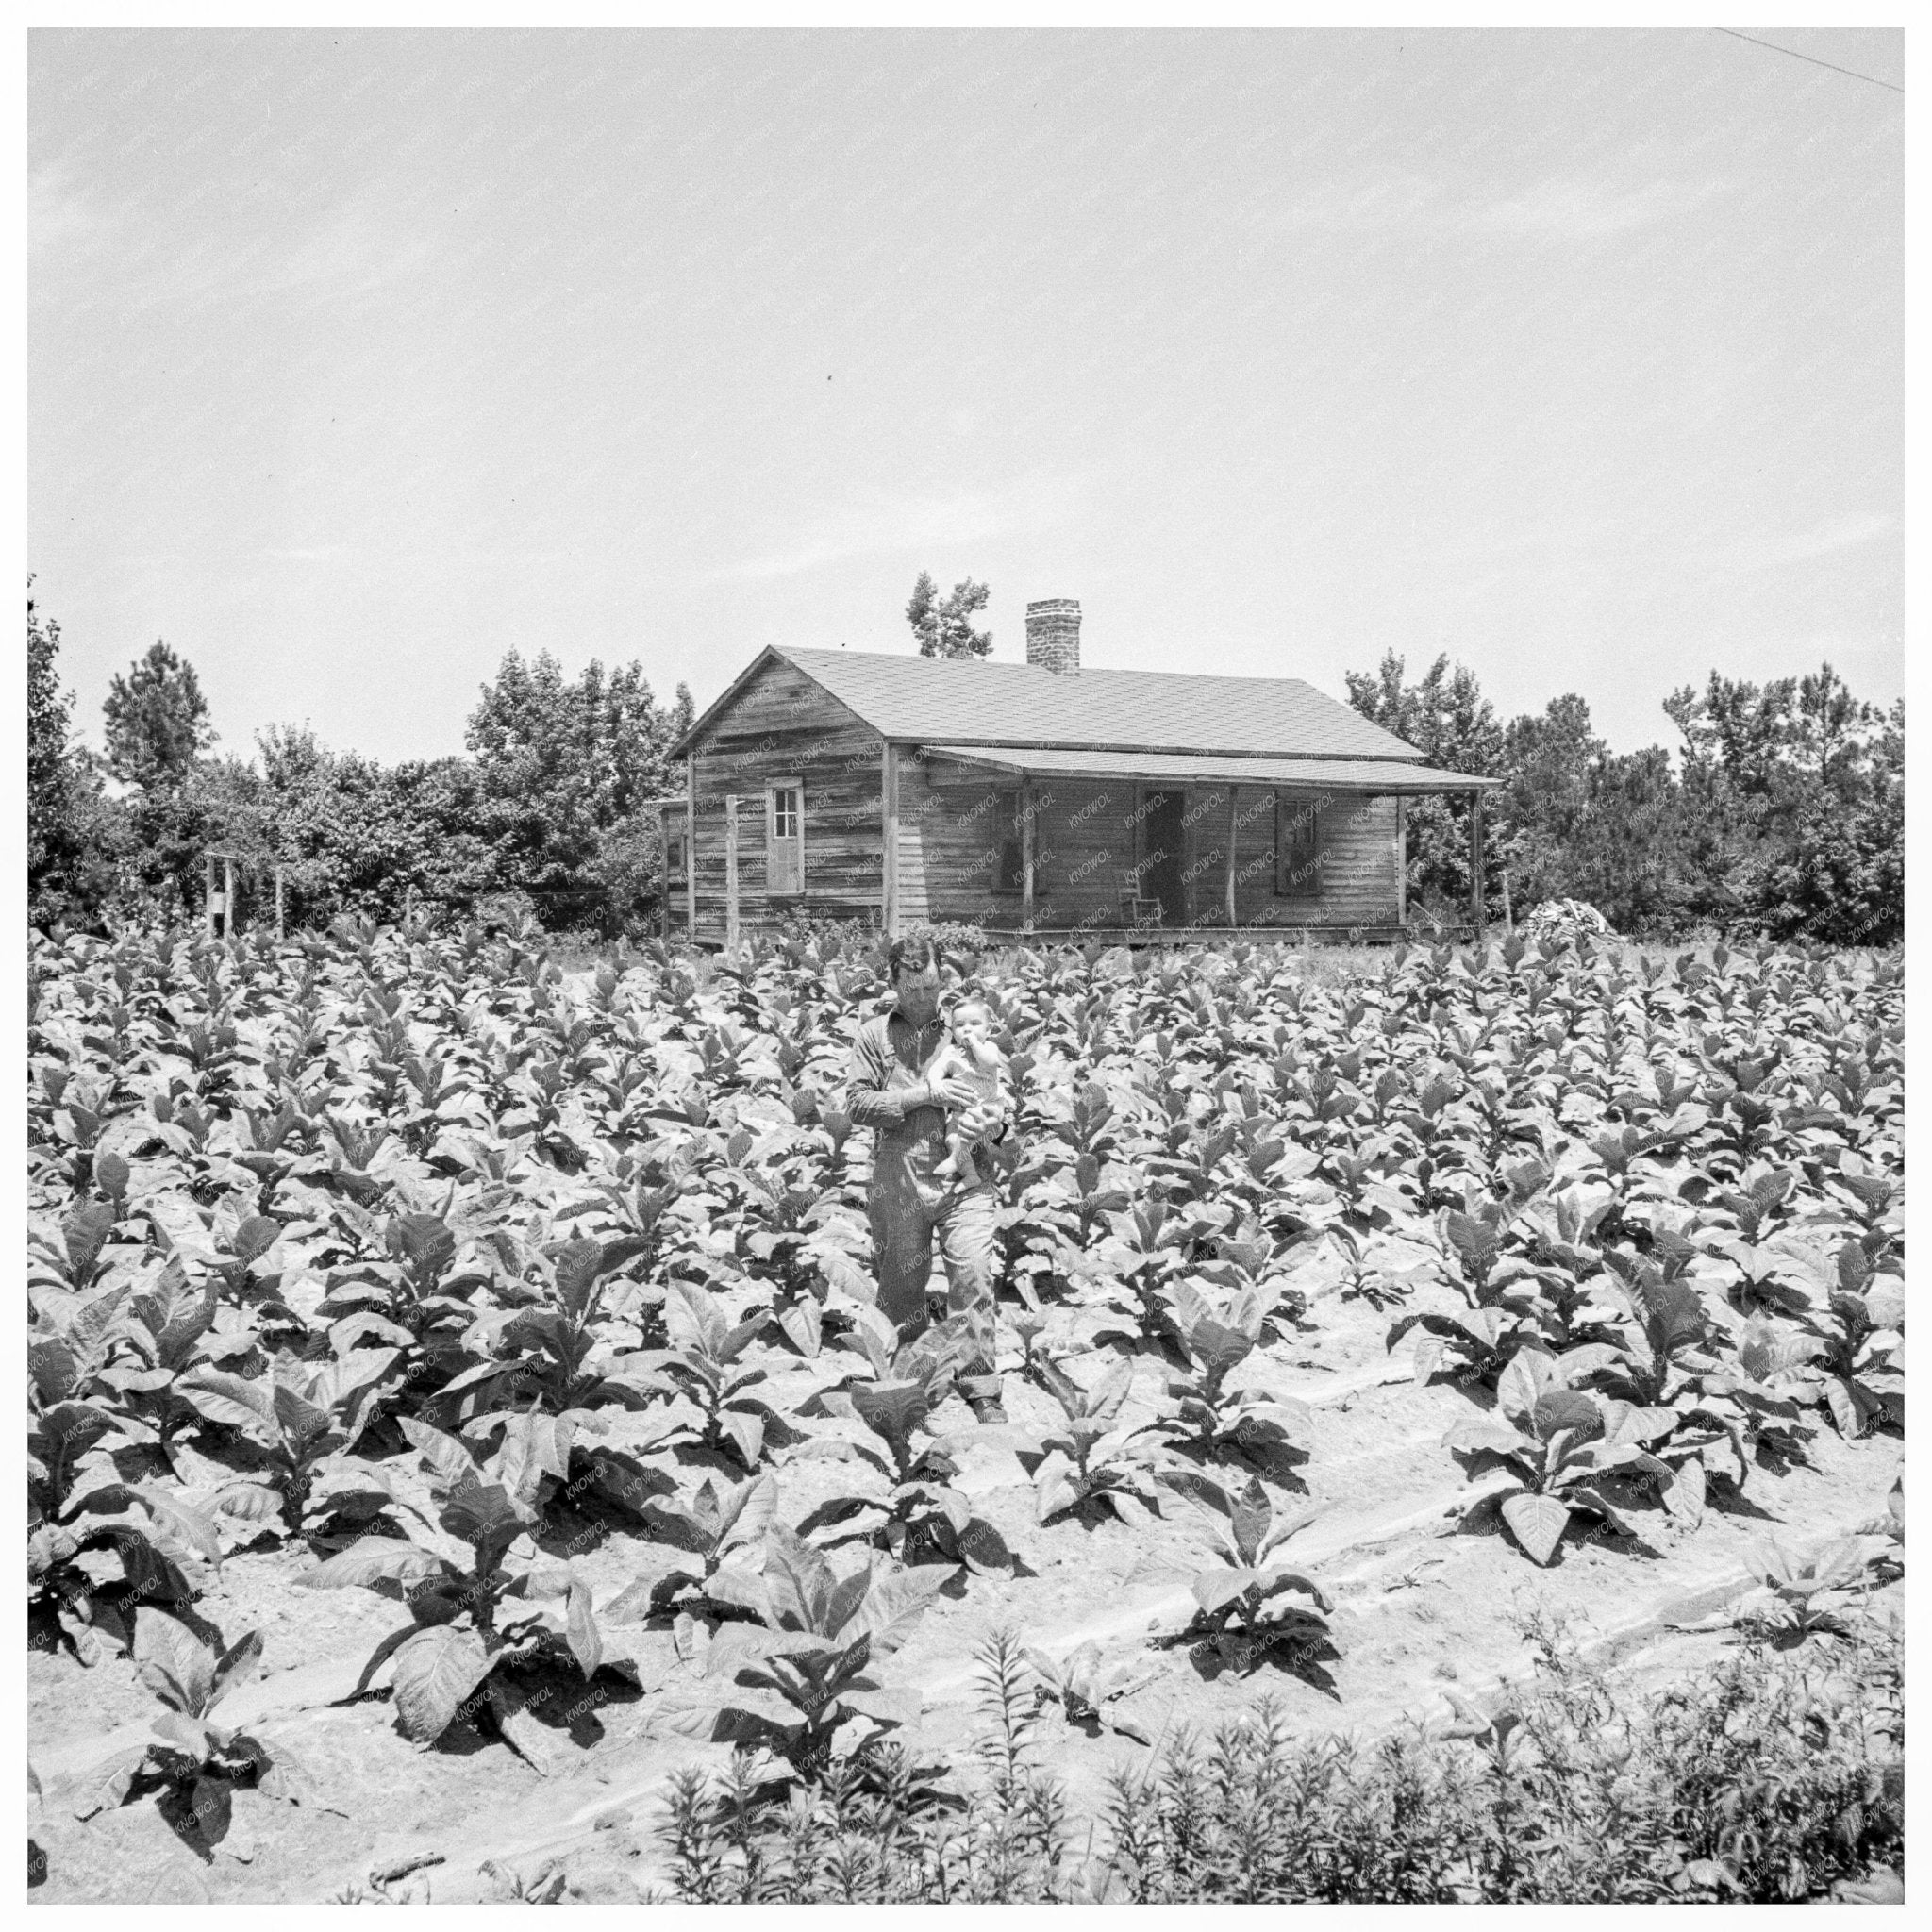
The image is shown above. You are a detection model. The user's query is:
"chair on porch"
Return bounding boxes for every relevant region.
[1117,871,1164,928]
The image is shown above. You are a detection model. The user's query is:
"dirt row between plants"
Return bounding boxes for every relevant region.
[33,1292,1894,1905]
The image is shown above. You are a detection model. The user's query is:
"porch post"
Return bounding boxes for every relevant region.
[881,742,900,939]
[1223,785,1238,928]
[204,854,217,938]
[275,864,286,940]
[225,857,237,938]
[1469,791,1486,938]
[1021,777,1036,934]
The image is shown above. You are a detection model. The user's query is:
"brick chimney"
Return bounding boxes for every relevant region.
[1025,598,1081,675]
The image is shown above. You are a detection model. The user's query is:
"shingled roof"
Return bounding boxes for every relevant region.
[674,643,1434,763]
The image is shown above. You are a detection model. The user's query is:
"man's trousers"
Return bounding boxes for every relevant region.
[866,1176,1001,1398]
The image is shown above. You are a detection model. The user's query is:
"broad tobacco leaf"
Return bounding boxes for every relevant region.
[389,1624,493,1743]
[1500,1491,1572,1566]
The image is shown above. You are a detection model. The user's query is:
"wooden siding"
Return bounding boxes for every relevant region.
[894,752,1400,933]
[684,680,1401,942]
[687,658,884,943]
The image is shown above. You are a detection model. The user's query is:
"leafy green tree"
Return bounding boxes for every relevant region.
[250,728,495,928]
[1662,663,1898,942]
[27,588,122,929]
[465,650,694,932]
[103,640,216,792]
[907,573,993,659]
[1498,694,1602,906]
[1345,651,1505,921]
[1558,745,1687,937]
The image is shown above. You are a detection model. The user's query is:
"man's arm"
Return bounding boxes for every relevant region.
[845,1021,932,1129]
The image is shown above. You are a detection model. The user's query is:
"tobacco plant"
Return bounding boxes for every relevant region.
[1028,1357,1163,1526]
[800,1376,1011,1573]
[695,1526,955,1781]
[75,1612,290,1844]
[632,1282,788,1470]
[299,1418,605,1759]
[181,1353,400,1539]
[613,1472,778,1617]
[1158,1470,1336,1674]
[1441,1348,1679,1565]
[1143,1280,1313,1468]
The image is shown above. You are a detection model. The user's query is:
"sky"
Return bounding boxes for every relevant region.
[29,27,1903,768]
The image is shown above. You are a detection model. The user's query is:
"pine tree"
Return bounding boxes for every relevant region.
[103,639,216,791]
[906,573,993,658]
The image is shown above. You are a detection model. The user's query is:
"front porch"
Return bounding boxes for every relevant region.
[892,744,1499,941]
[970,922,1479,949]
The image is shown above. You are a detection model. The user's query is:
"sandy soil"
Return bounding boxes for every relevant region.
[30,1274,1901,1905]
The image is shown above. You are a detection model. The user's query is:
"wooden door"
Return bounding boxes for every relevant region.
[1138,789,1186,924]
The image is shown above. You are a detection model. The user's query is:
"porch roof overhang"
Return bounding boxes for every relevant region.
[916,745,1499,793]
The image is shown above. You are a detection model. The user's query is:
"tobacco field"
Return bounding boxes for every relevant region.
[26,920,1905,1901]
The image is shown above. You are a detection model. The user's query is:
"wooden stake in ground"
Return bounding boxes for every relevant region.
[658,803,671,944]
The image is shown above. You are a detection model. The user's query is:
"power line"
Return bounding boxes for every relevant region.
[1713,27,1903,94]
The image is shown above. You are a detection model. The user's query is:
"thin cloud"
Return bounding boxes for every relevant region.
[711,473,1084,581]
[1264,172,1725,242]
[1706,510,1900,582]
[1462,175,1726,240]
[28,162,111,255]
[33,169,440,312]
[1268,174,1444,233]
[1776,510,1900,563]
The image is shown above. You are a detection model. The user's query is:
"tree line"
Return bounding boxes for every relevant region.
[27,580,1902,945]
[27,588,693,938]
[1348,650,1902,946]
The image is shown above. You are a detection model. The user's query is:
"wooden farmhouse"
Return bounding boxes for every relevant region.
[655,599,1498,946]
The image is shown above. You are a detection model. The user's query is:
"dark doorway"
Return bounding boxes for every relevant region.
[1138,789,1187,924]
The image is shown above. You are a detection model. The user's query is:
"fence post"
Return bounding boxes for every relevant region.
[658,805,672,944]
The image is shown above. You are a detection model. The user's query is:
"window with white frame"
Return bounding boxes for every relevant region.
[767,780,804,895]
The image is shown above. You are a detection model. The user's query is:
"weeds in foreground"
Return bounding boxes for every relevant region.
[657,1607,1902,1903]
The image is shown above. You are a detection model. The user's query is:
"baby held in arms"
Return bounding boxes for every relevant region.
[929,999,1008,1185]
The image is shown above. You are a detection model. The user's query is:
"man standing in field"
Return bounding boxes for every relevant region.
[846,934,1011,1424]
